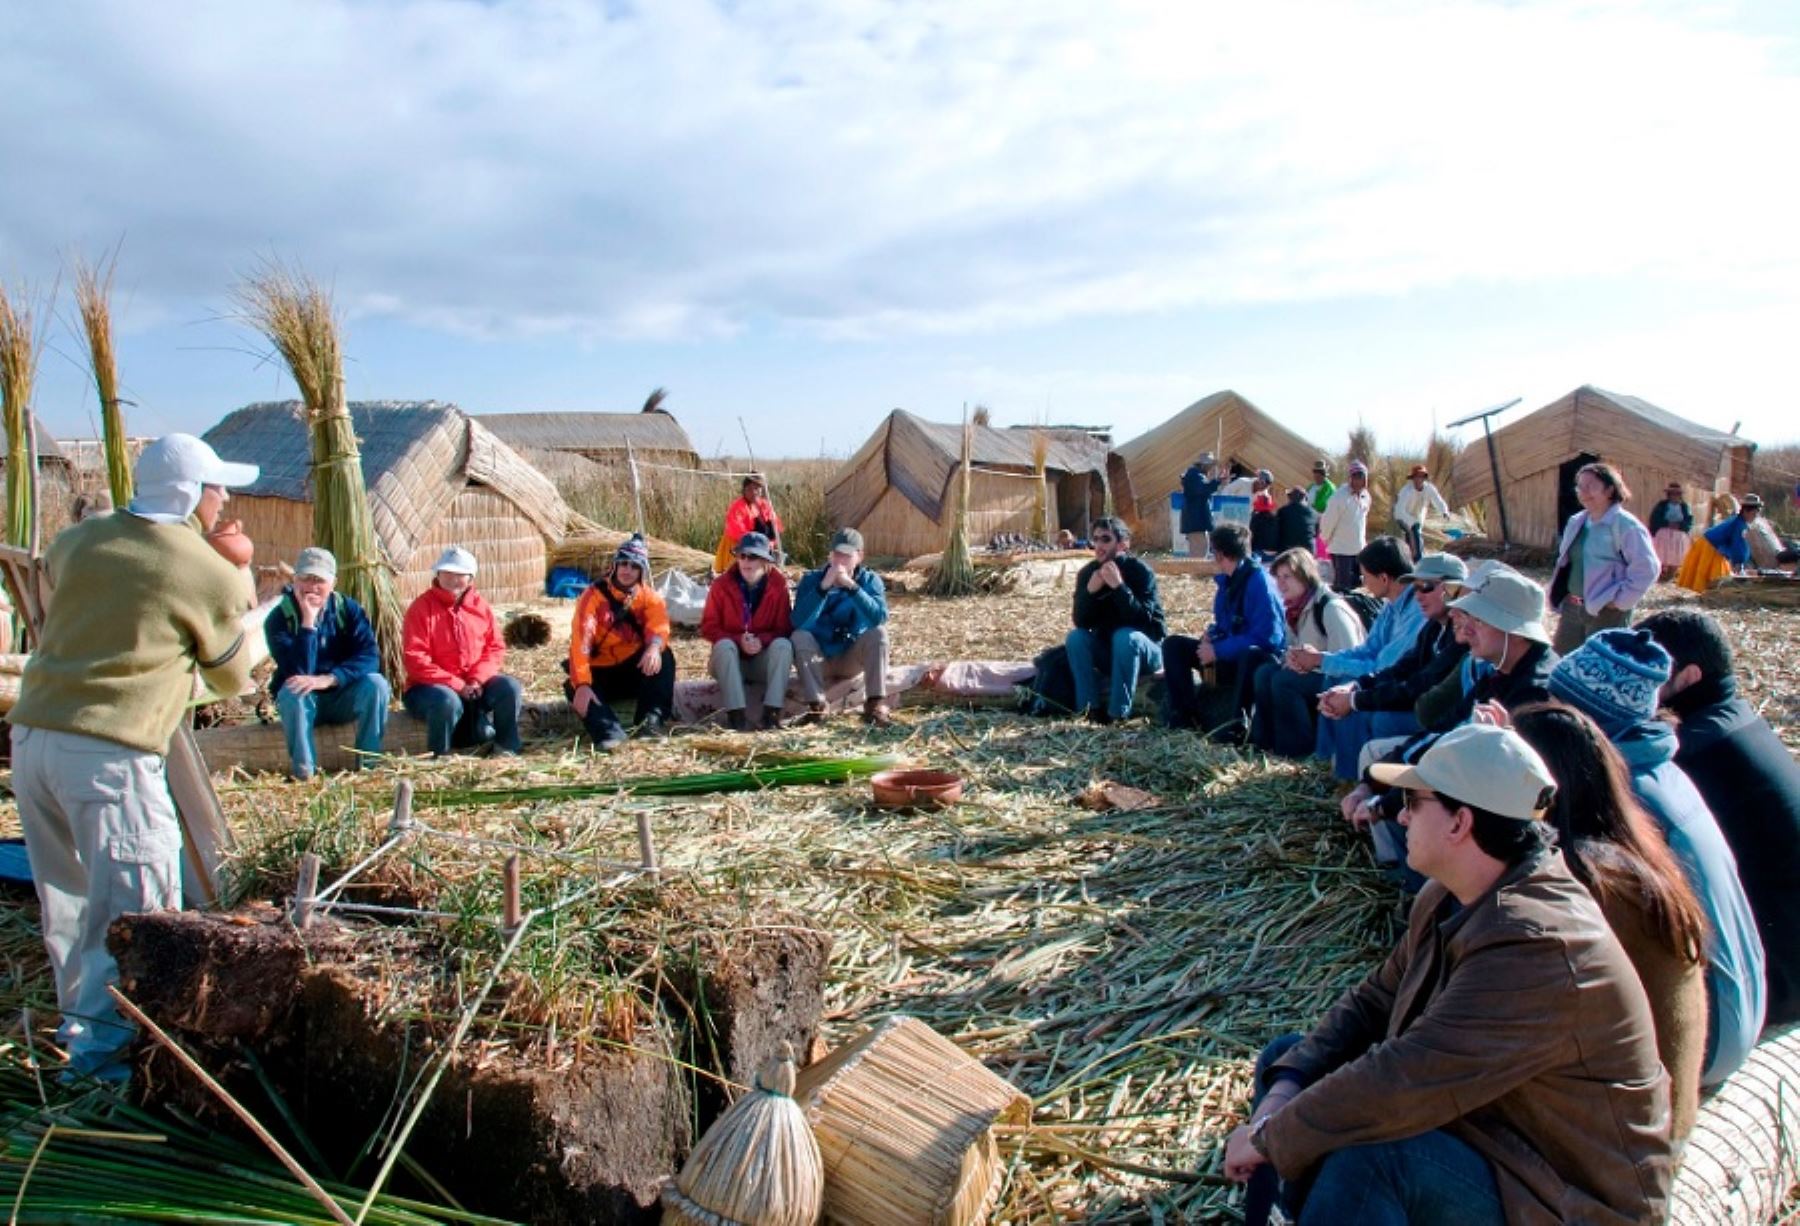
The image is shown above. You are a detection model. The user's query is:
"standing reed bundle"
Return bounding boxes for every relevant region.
[0,283,40,549]
[1029,430,1049,543]
[925,412,976,597]
[74,252,133,507]
[662,1047,823,1226]
[236,265,404,684]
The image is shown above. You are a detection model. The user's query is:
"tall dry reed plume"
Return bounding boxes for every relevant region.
[74,253,133,507]
[926,412,977,596]
[1030,429,1050,542]
[0,284,41,549]
[236,263,404,684]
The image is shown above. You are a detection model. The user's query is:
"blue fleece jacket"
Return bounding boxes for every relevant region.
[1205,558,1287,663]
[1614,720,1767,1086]
[265,589,382,692]
[1320,585,1424,681]
[791,565,888,659]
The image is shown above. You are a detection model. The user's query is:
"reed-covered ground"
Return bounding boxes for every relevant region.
[2,569,1797,1221]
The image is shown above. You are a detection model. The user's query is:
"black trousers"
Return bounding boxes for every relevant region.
[1161,637,1274,731]
[564,647,678,738]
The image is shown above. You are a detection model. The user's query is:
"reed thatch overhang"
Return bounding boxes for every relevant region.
[1449,385,1756,550]
[204,400,581,603]
[1115,390,1330,548]
[475,411,700,467]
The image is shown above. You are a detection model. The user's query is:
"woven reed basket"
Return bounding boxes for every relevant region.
[794,1016,1031,1226]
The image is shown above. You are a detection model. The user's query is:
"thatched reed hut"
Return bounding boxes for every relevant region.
[1449,385,1756,551]
[476,411,700,470]
[825,410,1123,559]
[204,401,578,604]
[1115,390,1329,549]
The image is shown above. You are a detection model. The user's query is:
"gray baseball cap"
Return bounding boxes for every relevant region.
[294,547,337,580]
[830,528,864,554]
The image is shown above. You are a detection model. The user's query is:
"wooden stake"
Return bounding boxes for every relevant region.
[636,811,659,880]
[388,779,414,835]
[292,853,321,930]
[107,987,358,1226]
[502,855,521,932]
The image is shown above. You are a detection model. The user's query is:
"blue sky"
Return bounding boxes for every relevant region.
[6,0,1799,458]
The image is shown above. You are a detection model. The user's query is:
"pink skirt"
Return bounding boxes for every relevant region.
[1653,527,1691,568]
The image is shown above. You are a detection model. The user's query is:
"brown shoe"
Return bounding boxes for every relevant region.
[862,698,893,728]
[795,702,830,726]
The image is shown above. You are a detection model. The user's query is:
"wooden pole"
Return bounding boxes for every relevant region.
[626,438,645,540]
[1481,417,1512,547]
[292,853,321,930]
[502,854,521,932]
[109,987,358,1226]
[635,811,659,880]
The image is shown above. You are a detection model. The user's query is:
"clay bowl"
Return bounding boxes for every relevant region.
[870,769,964,810]
[205,521,255,567]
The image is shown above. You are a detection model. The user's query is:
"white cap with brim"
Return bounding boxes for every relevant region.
[1447,569,1550,644]
[126,434,261,525]
[433,546,478,576]
[1369,724,1557,822]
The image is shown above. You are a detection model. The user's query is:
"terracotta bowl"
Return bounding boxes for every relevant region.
[871,769,964,809]
[205,522,255,567]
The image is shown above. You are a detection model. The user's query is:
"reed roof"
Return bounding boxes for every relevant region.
[475,411,697,460]
[1451,385,1755,504]
[827,410,1111,525]
[1116,390,1327,513]
[204,400,576,560]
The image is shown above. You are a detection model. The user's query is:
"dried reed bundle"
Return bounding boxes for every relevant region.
[1030,430,1049,543]
[236,264,404,685]
[926,414,976,597]
[663,1047,823,1226]
[0,283,40,549]
[550,526,715,579]
[795,1016,1030,1226]
[74,252,133,507]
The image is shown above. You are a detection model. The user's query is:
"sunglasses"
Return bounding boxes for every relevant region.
[1414,581,1440,594]
[1091,535,1116,545]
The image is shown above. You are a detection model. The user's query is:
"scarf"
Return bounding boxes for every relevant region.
[1283,585,1311,631]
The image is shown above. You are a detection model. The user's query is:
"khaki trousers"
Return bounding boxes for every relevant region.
[792,625,890,703]
[708,637,794,712]
[11,725,183,1080]
[1552,598,1630,658]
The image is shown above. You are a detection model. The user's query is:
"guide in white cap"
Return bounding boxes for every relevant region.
[8,434,262,1084]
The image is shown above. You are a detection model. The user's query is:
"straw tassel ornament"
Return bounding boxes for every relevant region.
[662,1045,823,1226]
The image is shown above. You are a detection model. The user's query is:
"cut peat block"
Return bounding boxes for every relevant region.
[110,906,826,1225]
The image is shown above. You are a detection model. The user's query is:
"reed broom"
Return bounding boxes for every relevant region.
[237,264,404,686]
[926,411,977,597]
[1030,429,1049,543]
[0,283,40,550]
[74,253,133,508]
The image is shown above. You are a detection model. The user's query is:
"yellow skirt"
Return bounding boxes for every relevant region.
[1675,536,1732,594]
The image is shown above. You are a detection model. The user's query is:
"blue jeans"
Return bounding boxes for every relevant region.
[1316,707,1419,781]
[402,675,524,755]
[1064,626,1161,720]
[1247,1035,1504,1226]
[1251,665,1324,757]
[275,674,391,778]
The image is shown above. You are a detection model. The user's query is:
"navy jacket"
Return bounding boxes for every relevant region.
[1180,467,1220,534]
[265,589,382,692]
[1276,502,1319,553]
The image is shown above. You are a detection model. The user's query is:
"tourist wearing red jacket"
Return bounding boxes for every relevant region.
[701,532,793,730]
[401,547,523,755]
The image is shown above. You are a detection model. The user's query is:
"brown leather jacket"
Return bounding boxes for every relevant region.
[1261,849,1674,1224]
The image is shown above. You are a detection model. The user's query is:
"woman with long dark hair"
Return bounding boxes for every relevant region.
[1511,701,1709,1140]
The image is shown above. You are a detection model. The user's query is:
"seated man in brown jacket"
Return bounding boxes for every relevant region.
[1223,724,1674,1225]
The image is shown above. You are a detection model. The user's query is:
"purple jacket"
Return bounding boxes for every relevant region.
[1552,505,1658,612]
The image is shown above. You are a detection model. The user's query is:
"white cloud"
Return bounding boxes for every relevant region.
[3,0,1797,344]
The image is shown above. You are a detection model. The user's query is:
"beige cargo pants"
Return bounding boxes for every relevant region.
[708,636,795,712]
[11,725,182,1081]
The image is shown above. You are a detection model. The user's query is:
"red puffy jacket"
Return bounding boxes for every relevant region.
[402,584,505,689]
[701,568,793,643]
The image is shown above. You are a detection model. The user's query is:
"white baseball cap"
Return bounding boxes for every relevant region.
[1369,724,1557,822]
[433,546,478,576]
[127,434,261,525]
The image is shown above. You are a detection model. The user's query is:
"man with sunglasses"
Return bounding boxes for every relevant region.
[1064,516,1165,723]
[1224,725,1673,1224]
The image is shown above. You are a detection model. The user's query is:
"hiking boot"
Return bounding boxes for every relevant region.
[861,698,893,728]
[759,705,785,731]
[596,725,629,753]
[725,709,748,732]
[636,715,669,739]
[1084,706,1114,726]
[795,702,830,726]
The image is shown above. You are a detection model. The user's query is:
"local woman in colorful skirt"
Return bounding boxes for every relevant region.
[1677,493,1765,594]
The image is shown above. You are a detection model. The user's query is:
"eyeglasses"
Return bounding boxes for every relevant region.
[1403,789,1443,812]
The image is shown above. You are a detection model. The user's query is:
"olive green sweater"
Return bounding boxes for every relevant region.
[11,511,254,755]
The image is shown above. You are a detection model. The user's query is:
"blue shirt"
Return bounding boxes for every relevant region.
[1320,586,1425,681]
